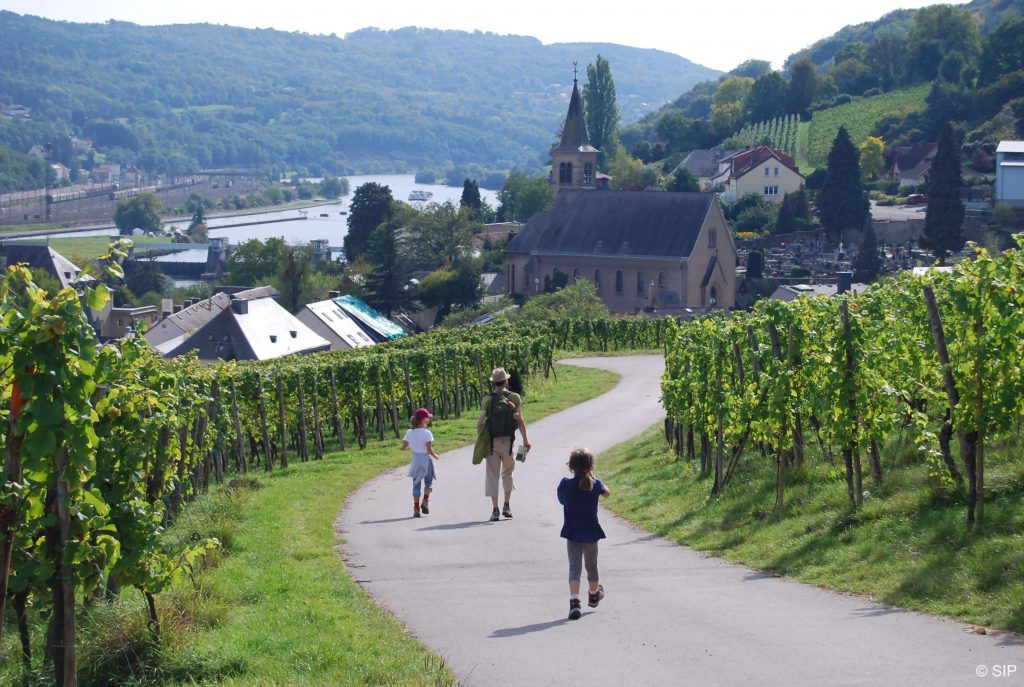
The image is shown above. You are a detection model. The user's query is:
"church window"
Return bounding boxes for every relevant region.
[559,162,573,184]
[636,271,646,295]
[573,268,581,283]
[594,269,602,292]
[584,163,593,185]
[764,167,769,176]
[708,228,717,248]
[615,270,623,293]
[710,286,719,307]
[658,271,666,288]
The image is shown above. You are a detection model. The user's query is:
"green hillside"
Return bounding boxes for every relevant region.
[0,12,719,179]
[805,85,930,168]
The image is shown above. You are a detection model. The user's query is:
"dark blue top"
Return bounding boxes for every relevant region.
[557,476,607,542]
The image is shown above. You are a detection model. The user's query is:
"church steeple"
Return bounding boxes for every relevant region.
[551,65,599,196]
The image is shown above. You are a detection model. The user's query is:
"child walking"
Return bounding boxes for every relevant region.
[557,447,610,620]
[403,408,439,517]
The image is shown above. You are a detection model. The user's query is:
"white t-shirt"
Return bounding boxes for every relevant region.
[404,427,434,454]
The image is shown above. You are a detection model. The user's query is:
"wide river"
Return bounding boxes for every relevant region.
[48,174,499,253]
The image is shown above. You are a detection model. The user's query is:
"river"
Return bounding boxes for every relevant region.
[47,174,500,248]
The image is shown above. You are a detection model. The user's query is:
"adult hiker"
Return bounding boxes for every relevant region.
[477,367,531,521]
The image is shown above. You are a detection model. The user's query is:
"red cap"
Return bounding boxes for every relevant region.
[413,408,433,422]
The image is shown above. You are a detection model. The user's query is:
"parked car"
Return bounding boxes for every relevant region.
[906,193,929,205]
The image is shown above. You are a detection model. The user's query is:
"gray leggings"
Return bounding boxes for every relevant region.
[566,540,599,582]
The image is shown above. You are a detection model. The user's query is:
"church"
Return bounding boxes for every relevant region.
[504,74,737,315]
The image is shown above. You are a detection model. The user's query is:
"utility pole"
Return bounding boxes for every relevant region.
[43,142,52,224]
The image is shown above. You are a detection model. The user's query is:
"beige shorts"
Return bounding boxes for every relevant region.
[484,435,515,497]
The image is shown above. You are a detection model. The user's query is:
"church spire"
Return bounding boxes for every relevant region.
[551,65,600,196]
[556,66,593,153]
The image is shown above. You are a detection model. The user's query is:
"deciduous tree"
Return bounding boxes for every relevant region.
[787,58,820,116]
[113,192,162,235]
[859,136,886,180]
[584,55,620,165]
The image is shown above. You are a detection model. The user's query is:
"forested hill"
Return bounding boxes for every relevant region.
[0,12,719,177]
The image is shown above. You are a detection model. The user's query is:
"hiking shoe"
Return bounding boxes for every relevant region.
[502,503,513,519]
[420,500,429,515]
[489,507,500,522]
[413,506,421,518]
[588,585,605,608]
[568,599,582,620]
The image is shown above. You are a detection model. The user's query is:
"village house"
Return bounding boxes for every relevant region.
[889,142,936,187]
[996,141,1024,207]
[709,146,804,203]
[505,73,737,315]
[676,147,740,190]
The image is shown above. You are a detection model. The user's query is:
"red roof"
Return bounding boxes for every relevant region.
[727,146,800,179]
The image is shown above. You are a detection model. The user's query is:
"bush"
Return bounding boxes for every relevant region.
[516,280,608,322]
[833,94,853,106]
[863,87,882,98]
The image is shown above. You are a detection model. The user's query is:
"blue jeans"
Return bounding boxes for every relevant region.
[412,477,434,498]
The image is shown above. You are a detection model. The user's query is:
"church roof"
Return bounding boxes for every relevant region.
[553,80,599,154]
[506,190,715,259]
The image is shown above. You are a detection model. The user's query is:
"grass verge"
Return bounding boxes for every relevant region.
[599,425,1024,633]
[158,362,618,686]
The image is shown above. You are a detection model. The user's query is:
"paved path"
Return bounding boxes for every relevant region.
[338,356,1024,687]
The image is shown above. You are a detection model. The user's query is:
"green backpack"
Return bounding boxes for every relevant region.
[487,391,517,438]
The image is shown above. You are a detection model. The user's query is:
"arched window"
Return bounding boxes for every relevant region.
[658,271,666,288]
[710,286,719,307]
[584,163,594,185]
[559,162,573,184]
[594,269,602,293]
[637,271,646,295]
[615,270,623,293]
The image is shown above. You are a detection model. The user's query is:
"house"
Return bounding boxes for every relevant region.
[334,294,407,342]
[122,165,144,187]
[143,286,329,361]
[769,273,865,302]
[51,163,70,182]
[91,165,121,184]
[710,146,804,203]
[995,141,1024,207]
[27,145,48,159]
[506,190,737,315]
[88,294,160,341]
[675,147,740,190]
[890,142,937,187]
[473,222,521,248]
[296,298,376,350]
[1,104,31,118]
[0,244,82,288]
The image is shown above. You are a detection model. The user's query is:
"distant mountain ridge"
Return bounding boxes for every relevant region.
[0,13,720,175]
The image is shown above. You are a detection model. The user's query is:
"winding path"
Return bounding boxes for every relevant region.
[338,356,1023,686]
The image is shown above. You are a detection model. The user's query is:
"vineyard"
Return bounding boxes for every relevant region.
[723,114,801,158]
[805,84,929,167]
[0,263,667,685]
[662,235,1024,528]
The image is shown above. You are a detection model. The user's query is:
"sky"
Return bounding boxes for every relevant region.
[0,0,967,72]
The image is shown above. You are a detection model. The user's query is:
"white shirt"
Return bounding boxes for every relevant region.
[404,427,434,454]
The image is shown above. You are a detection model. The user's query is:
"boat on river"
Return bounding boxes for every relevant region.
[408,189,433,202]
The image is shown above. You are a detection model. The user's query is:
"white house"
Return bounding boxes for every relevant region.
[996,141,1024,207]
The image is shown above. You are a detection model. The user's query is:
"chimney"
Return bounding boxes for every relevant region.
[836,271,853,295]
[329,290,340,299]
[173,304,183,313]
[231,298,248,315]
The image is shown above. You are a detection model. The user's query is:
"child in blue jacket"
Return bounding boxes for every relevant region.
[557,447,610,620]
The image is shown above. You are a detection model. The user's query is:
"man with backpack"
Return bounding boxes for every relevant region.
[477,368,531,521]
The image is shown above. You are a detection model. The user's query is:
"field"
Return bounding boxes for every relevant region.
[805,84,930,168]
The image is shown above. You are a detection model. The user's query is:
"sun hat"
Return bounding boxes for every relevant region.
[413,408,433,422]
[490,368,510,384]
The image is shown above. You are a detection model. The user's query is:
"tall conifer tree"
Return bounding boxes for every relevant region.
[817,126,869,243]
[921,124,965,264]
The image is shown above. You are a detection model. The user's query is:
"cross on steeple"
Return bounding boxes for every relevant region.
[573,61,578,84]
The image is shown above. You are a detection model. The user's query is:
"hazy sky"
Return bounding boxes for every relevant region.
[0,0,965,72]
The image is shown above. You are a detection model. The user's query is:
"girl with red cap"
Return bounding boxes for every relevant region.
[403,407,439,517]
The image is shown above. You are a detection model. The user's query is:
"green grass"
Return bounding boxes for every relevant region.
[157,362,618,686]
[599,425,1024,632]
[806,85,930,167]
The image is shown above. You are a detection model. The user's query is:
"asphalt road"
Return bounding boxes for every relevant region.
[338,356,1023,687]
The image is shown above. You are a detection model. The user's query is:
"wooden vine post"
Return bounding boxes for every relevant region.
[230,379,247,473]
[975,308,985,524]
[841,301,862,508]
[276,374,288,468]
[296,372,310,461]
[329,369,345,451]
[311,373,324,460]
[256,376,273,472]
